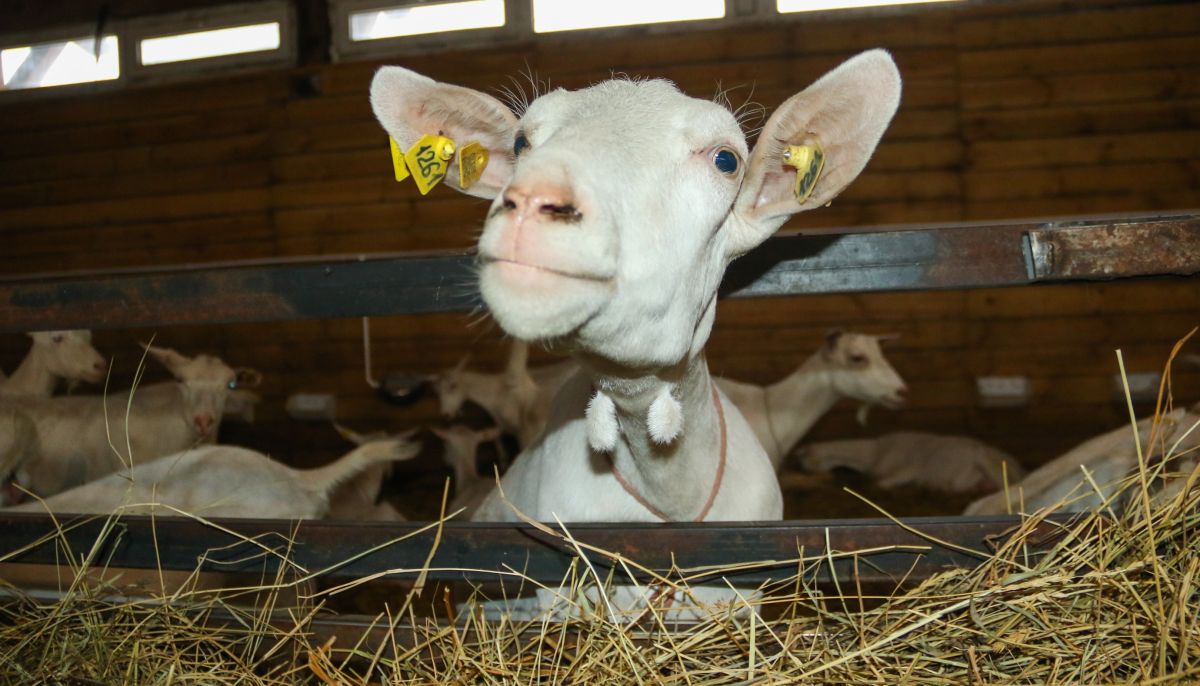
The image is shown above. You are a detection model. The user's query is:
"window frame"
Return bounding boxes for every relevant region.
[122,0,296,82]
[330,0,528,62]
[0,23,127,99]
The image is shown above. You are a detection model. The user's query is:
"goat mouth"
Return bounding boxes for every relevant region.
[0,472,25,506]
[483,258,613,284]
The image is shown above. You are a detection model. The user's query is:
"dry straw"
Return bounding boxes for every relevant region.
[1,343,1198,685]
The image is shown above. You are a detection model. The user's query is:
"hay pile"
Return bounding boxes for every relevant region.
[1,394,1198,684]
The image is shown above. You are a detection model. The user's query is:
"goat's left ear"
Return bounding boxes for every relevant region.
[727,49,901,259]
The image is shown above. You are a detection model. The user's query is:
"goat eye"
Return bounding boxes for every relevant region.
[51,335,65,343]
[513,133,530,157]
[227,381,237,390]
[712,147,739,175]
[849,354,867,364]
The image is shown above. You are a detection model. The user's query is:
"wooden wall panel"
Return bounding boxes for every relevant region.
[1,0,1198,477]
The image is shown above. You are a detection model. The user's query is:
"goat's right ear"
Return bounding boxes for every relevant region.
[370,67,519,200]
[727,50,901,258]
[142,343,191,377]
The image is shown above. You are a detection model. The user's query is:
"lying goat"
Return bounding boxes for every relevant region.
[7,437,419,519]
[965,406,1200,515]
[800,431,1025,494]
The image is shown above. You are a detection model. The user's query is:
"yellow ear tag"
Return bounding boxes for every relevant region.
[782,143,825,204]
[457,141,489,190]
[388,137,410,183]
[405,134,456,195]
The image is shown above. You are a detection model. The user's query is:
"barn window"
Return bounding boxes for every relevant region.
[776,0,961,13]
[532,0,725,33]
[348,0,506,41]
[0,35,119,91]
[138,22,282,65]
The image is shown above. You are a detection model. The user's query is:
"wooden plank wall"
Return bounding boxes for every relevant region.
[1,0,1198,475]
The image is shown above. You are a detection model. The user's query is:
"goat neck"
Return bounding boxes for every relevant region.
[581,352,723,522]
[2,345,57,397]
[763,352,843,461]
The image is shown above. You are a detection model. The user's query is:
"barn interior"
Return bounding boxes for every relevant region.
[1,0,1198,521]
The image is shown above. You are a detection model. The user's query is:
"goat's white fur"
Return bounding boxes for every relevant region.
[715,331,907,470]
[0,330,106,398]
[433,424,502,518]
[801,432,1025,494]
[371,50,900,527]
[5,345,242,498]
[6,438,420,519]
[965,407,1200,515]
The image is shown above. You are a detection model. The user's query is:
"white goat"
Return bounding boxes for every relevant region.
[0,408,37,506]
[325,422,411,521]
[800,432,1025,494]
[965,407,1200,515]
[716,331,907,470]
[9,344,245,498]
[7,438,420,519]
[432,424,502,518]
[0,330,107,398]
[371,51,899,615]
[431,340,575,446]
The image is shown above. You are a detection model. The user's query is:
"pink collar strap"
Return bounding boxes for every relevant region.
[608,382,728,522]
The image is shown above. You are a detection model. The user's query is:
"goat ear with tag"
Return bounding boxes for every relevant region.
[782,143,824,204]
[405,134,456,195]
[388,137,410,183]
[457,141,489,190]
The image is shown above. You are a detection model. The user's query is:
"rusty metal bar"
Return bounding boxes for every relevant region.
[1,213,1195,333]
[0,513,1060,589]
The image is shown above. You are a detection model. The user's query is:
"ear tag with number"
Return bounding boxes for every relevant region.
[405,134,456,195]
[388,137,410,183]
[457,141,489,190]
[782,143,825,204]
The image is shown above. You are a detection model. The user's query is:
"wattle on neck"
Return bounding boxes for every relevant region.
[580,353,724,522]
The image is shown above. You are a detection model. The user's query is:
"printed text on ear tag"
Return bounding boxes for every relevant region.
[457,141,489,190]
[405,134,456,195]
[782,143,825,204]
[388,137,410,183]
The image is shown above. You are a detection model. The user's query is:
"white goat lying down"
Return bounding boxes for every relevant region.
[0,330,107,398]
[799,431,1026,494]
[371,50,900,615]
[432,424,502,518]
[965,407,1200,515]
[6,438,420,519]
[431,340,575,446]
[716,330,907,470]
[6,344,245,499]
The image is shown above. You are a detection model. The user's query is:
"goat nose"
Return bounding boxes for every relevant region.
[895,386,909,399]
[194,414,214,434]
[94,361,107,372]
[502,182,582,223]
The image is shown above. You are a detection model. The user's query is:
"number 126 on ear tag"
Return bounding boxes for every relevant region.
[405,134,456,195]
